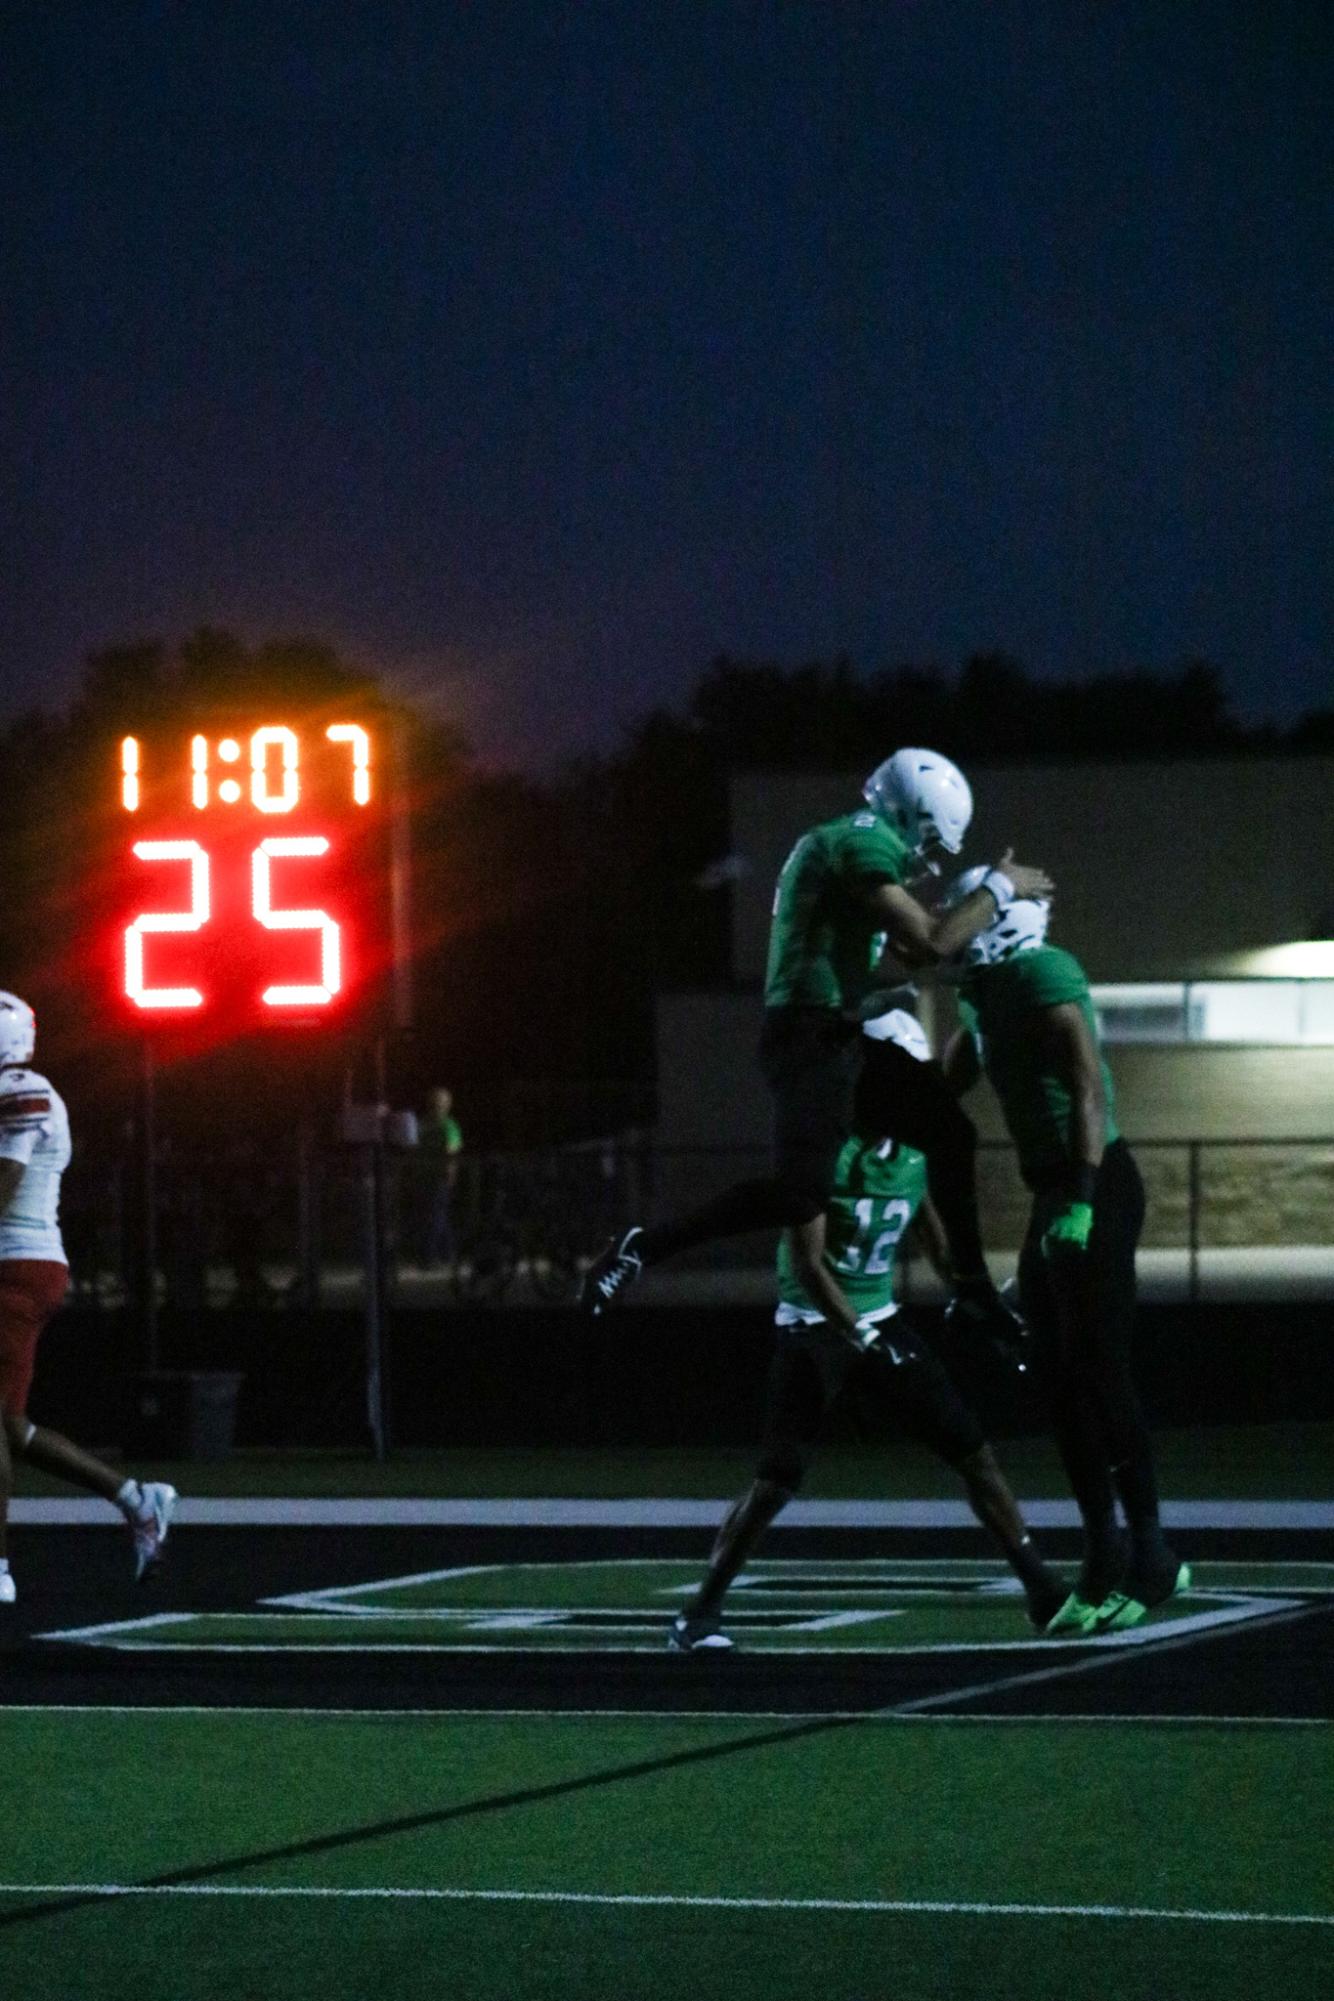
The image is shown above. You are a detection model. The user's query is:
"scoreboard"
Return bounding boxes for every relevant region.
[115,720,399,1031]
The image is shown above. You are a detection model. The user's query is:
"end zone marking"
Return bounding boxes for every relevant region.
[888,1601,1323,1715]
[33,1590,1301,1653]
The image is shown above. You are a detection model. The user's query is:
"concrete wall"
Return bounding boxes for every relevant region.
[655,991,1334,1149]
[653,992,1334,1250]
[730,757,1334,984]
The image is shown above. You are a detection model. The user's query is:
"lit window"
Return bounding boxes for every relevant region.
[1091,981,1334,1045]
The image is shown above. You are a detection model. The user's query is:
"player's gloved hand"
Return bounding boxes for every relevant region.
[944,1276,1031,1376]
[850,1315,911,1362]
[1042,1201,1094,1260]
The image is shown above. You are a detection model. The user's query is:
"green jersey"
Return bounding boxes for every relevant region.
[957,945,1119,1189]
[417,1112,462,1172]
[775,1134,928,1325]
[764,811,914,1012]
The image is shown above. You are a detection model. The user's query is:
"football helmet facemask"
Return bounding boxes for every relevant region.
[862,748,972,862]
[0,992,36,1067]
[946,866,1050,967]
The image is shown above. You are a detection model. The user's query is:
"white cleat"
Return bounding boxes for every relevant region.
[129,1482,179,1581]
[0,1571,15,1605]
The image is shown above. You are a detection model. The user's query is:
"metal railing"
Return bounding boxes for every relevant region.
[58,1132,1334,1313]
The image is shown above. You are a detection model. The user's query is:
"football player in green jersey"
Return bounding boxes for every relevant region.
[941,872,1191,1636]
[582,749,1054,1344]
[668,1009,1066,1651]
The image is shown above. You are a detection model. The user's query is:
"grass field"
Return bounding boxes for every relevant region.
[2,1704,1330,2000]
[5,1425,1332,1998]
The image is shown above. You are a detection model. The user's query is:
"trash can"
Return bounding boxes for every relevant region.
[129,1371,244,1462]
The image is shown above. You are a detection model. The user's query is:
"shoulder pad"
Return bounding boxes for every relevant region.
[0,1066,42,1094]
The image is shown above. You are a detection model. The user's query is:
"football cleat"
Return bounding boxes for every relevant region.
[1094,1553,1192,1634]
[129,1481,179,1581]
[1072,1529,1129,1608]
[1041,1591,1100,1638]
[667,1611,733,1653]
[0,1570,16,1606]
[1023,1568,1070,1634]
[578,1227,645,1316]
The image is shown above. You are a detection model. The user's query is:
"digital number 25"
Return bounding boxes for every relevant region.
[125,838,341,1009]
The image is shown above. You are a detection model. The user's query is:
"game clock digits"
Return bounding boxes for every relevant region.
[116,722,392,1031]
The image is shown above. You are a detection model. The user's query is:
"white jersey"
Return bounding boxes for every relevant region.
[0,1065,71,1265]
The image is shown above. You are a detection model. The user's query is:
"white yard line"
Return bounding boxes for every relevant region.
[12,1498,1334,1529]
[0,1704,1326,1726]
[0,1882,1327,1925]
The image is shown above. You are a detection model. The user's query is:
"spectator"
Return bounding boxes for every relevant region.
[415,1087,463,1268]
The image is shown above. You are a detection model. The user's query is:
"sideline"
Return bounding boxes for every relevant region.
[11,1497,1334,1529]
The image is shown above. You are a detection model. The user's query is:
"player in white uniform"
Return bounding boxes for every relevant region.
[0,992,177,1605]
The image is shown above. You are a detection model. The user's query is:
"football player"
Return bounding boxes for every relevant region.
[940,877,1190,1635]
[668,1009,1066,1651]
[0,992,177,1604]
[581,749,1053,1344]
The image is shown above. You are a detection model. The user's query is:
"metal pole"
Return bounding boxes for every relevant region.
[141,1036,159,1373]
[389,721,414,1034]
[294,1119,320,1309]
[361,1035,391,1460]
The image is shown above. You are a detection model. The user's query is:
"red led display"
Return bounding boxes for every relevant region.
[115,723,389,1029]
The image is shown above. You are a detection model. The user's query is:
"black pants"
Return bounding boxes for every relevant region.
[755,1315,985,1491]
[639,1008,984,1271]
[1017,1139,1160,1534]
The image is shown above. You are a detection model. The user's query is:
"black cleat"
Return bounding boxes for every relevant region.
[578,1226,645,1315]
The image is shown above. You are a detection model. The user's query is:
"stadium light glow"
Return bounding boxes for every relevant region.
[1230,942,1334,978]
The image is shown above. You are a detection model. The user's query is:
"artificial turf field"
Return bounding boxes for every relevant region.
[3,1434,1332,1999]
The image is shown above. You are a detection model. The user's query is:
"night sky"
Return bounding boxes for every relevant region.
[4,1,1331,770]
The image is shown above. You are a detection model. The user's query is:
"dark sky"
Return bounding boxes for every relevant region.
[4,1,1331,769]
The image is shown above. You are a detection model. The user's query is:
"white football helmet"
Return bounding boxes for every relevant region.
[946,866,1050,967]
[0,992,36,1067]
[862,748,972,861]
[862,1007,931,1062]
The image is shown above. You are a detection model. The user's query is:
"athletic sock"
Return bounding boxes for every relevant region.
[1009,1535,1052,1593]
[1112,1453,1162,1547]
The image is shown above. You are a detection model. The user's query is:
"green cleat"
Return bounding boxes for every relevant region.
[1042,1591,1100,1638]
[1094,1559,1192,1633]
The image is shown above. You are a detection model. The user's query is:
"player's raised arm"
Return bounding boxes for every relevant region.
[864,848,1055,973]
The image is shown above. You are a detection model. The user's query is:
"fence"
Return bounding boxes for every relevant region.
[58,1133,1334,1314]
